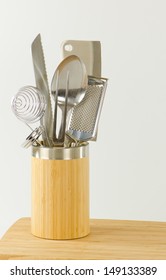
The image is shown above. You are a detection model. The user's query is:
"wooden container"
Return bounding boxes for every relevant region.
[31,144,89,240]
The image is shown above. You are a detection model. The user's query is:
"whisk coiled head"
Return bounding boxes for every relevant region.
[11,86,47,123]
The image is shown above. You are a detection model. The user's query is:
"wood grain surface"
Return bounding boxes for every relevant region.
[31,157,89,239]
[0,218,166,260]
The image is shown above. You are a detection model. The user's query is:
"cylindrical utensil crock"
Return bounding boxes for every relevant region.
[31,143,89,240]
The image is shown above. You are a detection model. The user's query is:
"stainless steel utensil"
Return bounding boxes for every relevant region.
[61,40,101,77]
[11,86,46,124]
[51,69,69,145]
[51,55,87,145]
[31,34,52,146]
[66,76,108,142]
[22,126,44,148]
[11,86,47,146]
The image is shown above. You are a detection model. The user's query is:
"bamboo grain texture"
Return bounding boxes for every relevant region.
[31,157,89,239]
[0,218,166,259]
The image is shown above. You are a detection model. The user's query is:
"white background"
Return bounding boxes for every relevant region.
[0,0,166,238]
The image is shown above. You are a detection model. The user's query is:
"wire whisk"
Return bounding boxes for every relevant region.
[11,86,46,124]
[11,86,48,147]
[22,126,44,148]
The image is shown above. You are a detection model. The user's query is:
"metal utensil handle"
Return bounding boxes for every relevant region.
[22,126,44,148]
[58,71,69,143]
[52,70,59,142]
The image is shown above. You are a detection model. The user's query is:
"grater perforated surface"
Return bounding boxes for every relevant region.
[67,77,107,141]
[69,85,103,133]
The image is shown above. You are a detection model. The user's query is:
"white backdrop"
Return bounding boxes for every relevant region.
[0,0,166,237]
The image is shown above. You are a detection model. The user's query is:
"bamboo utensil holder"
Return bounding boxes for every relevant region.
[31,144,89,240]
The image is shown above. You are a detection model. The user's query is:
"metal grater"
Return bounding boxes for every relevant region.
[66,76,108,142]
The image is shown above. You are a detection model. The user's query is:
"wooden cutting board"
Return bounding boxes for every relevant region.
[0,218,166,260]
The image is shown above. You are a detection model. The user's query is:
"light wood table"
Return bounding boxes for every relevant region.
[0,218,166,260]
